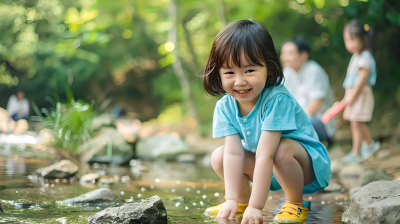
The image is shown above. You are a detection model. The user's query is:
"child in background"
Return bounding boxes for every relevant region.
[339,20,380,165]
[202,19,331,224]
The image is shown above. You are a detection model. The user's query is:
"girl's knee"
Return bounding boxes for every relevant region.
[273,139,294,166]
[211,146,224,171]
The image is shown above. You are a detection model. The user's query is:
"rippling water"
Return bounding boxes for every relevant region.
[0,144,348,223]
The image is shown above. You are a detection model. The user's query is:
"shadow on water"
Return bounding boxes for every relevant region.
[0,145,348,223]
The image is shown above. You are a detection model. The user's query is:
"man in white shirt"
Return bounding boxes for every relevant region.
[6,91,30,121]
[281,37,335,146]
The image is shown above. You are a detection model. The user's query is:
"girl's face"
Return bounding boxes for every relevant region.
[219,52,268,107]
[343,29,364,54]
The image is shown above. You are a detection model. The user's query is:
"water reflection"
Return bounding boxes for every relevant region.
[0,146,348,223]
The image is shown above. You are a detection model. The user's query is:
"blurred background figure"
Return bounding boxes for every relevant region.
[281,37,335,147]
[6,91,30,121]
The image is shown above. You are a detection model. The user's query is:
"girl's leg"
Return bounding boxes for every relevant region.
[359,122,373,145]
[272,138,315,208]
[350,121,363,155]
[211,145,256,204]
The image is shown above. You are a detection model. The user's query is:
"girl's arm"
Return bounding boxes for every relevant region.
[344,68,369,105]
[248,130,282,209]
[224,134,246,202]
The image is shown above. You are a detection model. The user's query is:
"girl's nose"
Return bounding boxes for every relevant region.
[234,75,247,86]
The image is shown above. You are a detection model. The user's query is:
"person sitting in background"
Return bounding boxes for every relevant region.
[6,91,30,121]
[281,37,335,147]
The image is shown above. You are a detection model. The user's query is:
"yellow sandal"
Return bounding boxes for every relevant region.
[273,202,310,223]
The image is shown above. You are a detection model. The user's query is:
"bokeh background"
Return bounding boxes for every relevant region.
[0,0,400,223]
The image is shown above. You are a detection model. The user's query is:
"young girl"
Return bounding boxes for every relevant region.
[202,19,331,224]
[339,20,380,165]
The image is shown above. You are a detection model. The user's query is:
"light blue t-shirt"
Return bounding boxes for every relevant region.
[213,85,331,192]
[343,51,377,88]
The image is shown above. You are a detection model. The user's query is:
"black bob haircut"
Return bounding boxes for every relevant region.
[203,19,283,96]
[284,36,310,53]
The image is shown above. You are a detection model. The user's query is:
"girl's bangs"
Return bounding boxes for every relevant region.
[213,33,264,69]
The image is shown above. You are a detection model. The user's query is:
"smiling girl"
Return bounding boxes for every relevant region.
[202,19,331,224]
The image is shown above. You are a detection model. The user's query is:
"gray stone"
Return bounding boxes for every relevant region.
[360,167,394,186]
[77,127,133,164]
[330,159,344,174]
[63,188,124,205]
[342,180,400,224]
[339,164,364,178]
[136,133,189,160]
[362,196,400,224]
[176,154,196,163]
[35,160,78,179]
[87,195,168,224]
[89,114,116,132]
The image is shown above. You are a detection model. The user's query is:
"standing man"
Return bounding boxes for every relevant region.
[281,37,335,147]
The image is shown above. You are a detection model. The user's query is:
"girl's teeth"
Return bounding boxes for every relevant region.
[238,90,249,94]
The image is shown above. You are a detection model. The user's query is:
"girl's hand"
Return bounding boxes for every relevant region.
[241,205,263,224]
[217,200,238,219]
[341,96,354,106]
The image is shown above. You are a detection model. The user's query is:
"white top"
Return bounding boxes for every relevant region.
[283,60,336,137]
[6,95,30,120]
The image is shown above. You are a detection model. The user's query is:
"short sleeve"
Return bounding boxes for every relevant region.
[308,68,329,101]
[357,53,371,70]
[262,94,297,131]
[212,102,238,138]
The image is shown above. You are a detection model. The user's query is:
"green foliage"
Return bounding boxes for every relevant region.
[0,0,399,132]
[32,100,96,154]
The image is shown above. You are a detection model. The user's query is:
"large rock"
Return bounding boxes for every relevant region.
[136,133,190,160]
[63,188,124,204]
[360,167,393,186]
[87,195,168,224]
[362,196,400,223]
[77,127,133,164]
[35,160,78,179]
[342,180,400,224]
[89,114,116,132]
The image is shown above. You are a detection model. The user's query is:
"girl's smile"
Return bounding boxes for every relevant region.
[234,88,252,97]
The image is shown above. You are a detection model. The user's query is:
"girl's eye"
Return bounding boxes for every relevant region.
[225,72,234,75]
[246,69,255,73]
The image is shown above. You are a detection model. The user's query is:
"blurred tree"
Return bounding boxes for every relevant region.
[0,0,399,135]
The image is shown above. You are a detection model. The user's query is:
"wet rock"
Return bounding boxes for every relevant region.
[176,154,196,163]
[63,188,124,204]
[80,173,100,183]
[330,159,343,174]
[87,195,167,224]
[78,127,133,164]
[375,149,392,160]
[342,180,400,224]
[136,133,190,160]
[35,160,78,179]
[362,196,400,223]
[377,154,400,170]
[360,167,394,186]
[323,180,342,192]
[90,114,116,132]
[339,164,364,178]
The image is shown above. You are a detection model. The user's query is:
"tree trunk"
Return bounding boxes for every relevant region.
[168,0,200,125]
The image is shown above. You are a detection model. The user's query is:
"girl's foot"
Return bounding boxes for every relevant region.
[339,152,363,165]
[361,141,380,161]
[273,203,309,223]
